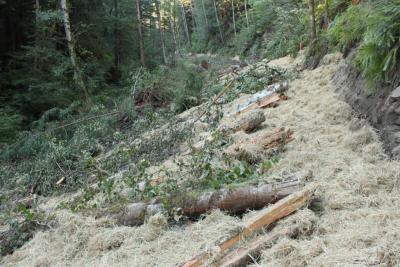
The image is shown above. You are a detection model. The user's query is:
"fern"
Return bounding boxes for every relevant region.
[355,0,400,85]
[328,5,367,52]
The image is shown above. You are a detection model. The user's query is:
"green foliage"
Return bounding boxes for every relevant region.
[327,0,400,85]
[228,0,308,59]
[0,203,51,256]
[173,71,204,113]
[222,64,288,102]
[328,5,367,52]
[0,109,24,143]
[354,0,400,86]
[264,7,309,59]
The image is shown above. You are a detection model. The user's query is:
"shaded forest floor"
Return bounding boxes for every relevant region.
[1,53,400,266]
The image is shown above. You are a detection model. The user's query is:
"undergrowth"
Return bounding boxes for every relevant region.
[326,0,400,86]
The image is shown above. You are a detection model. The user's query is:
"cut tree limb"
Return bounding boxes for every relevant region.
[181,184,316,267]
[113,180,301,226]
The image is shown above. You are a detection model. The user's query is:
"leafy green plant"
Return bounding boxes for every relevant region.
[354,0,400,86]
[328,5,367,53]
[264,7,309,59]
[0,109,24,143]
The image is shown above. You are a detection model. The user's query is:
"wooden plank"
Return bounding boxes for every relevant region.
[258,94,282,108]
[181,184,316,267]
[217,233,281,267]
[237,93,285,115]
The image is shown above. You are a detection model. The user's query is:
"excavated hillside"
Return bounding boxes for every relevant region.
[2,53,400,267]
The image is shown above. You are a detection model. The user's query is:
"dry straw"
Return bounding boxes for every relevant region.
[2,53,400,266]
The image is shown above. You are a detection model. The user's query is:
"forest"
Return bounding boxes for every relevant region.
[1,0,400,266]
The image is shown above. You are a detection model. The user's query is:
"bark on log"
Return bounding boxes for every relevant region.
[181,184,316,267]
[220,109,265,134]
[113,180,301,226]
[237,109,265,133]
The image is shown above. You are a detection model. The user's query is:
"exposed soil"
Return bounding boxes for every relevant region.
[333,50,400,159]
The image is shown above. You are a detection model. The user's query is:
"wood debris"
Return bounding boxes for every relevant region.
[216,233,281,267]
[238,93,286,114]
[233,81,289,116]
[181,184,316,267]
[225,128,294,163]
[56,176,66,185]
[111,180,301,226]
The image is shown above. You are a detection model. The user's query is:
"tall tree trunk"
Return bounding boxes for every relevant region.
[155,0,167,65]
[231,0,236,38]
[201,0,209,29]
[173,0,182,51]
[308,0,317,40]
[244,0,249,28]
[324,0,329,26]
[212,0,224,43]
[113,0,121,82]
[168,17,177,64]
[34,0,40,70]
[136,0,146,67]
[60,0,90,101]
[180,1,191,46]
[190,0,197,31]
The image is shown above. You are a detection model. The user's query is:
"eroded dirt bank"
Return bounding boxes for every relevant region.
[333,50,400,159]
[2,54,400,267]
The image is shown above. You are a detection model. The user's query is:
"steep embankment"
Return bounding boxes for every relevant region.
[2,53,400,266]
[333,50,400,159]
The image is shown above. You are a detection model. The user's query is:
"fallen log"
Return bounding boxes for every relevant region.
[181,184,315,267]
[182,180,300,217]
[113,180,301,226]
[219,109,266,134]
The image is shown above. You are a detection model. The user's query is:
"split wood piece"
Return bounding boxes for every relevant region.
[56,176,66,185]
[217,233,281,267]
[239,93,285,114]
[181,184,315,267]
[261,127,294,149]
[259,93,286,108]
[114,180,301,226]
[229,128,294,153]
[225,128,294,164]
[234,82,289,115]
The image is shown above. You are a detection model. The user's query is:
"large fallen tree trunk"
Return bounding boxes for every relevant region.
[113,180,301,226]
[181,184,315,267]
